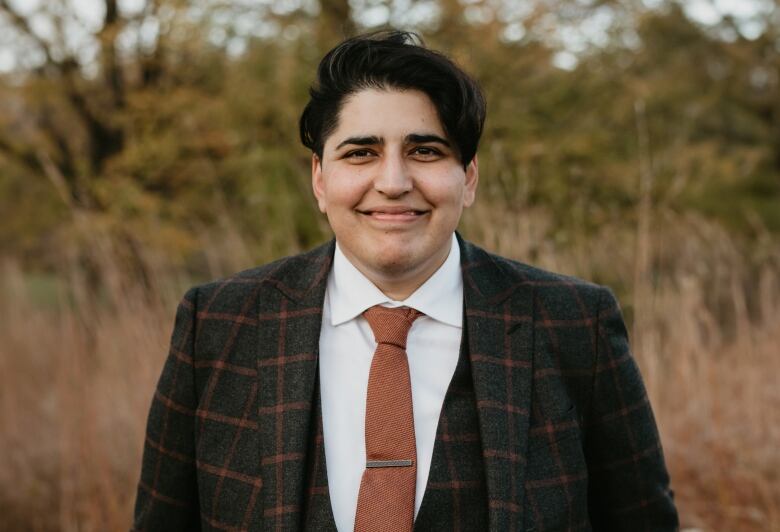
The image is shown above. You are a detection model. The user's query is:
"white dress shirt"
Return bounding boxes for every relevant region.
[319,233,463,532]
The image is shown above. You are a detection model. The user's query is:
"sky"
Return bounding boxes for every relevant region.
[682,0,774,38]
[0,0,775,73]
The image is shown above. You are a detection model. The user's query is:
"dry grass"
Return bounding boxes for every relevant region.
[1,211,778,531]
[0,260,176,531]
[465,202,780,531]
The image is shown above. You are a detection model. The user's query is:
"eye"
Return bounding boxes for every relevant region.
[410,146,443,159]
[344,149,375,159]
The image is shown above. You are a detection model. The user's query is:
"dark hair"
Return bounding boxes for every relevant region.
[299,31,486,168]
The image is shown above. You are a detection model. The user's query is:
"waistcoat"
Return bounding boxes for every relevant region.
[302,327,489,531]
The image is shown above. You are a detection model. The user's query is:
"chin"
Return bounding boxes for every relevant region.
[370,249,418,274]
[366,235,449,272]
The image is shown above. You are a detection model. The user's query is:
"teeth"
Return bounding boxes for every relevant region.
[362,210,424,215]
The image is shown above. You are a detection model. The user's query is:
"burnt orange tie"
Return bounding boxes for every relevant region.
[354,305,422,532]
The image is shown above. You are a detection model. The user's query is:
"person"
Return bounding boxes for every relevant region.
[132,31,679,531]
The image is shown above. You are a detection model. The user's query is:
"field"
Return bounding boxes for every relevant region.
[1,0,778,529]
[1,207,778,531]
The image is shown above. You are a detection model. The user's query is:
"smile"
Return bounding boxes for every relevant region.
[357,208,429,222]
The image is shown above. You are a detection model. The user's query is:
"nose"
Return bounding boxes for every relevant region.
[374,152,412,198]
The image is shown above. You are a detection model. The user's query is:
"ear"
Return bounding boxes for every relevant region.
[311,153,328,213]
[462,155,479,208]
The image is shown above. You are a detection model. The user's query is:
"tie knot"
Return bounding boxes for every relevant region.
[362,305,422,349]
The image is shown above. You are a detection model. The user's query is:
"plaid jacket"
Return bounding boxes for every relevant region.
[133,236,678,531]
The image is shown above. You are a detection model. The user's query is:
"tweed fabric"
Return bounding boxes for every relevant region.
[303,317,489,531]
[413,323,489,531]
[355,306,422,532]
[301,376,337,531]
[132,235,679,531]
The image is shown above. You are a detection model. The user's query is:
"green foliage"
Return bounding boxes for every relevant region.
[0,1,777,276]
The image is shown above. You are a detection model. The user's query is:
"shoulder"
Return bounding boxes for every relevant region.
[181,240,335,312]
[461,238,612,313]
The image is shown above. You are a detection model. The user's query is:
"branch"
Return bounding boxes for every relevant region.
[139,0,165,86]
[2,1,126,176]
[35,149,77,211]
[0,135,39,175]
[316,0,354,47]
[0,0,58,68]
[99,0,125,106]
[0,129,83,208]
[60,81,123,174]
[38,103,77,181]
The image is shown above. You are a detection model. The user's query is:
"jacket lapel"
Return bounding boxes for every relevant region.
[254,236,534,530]
[256,240,335,531]
[459,235,535,531]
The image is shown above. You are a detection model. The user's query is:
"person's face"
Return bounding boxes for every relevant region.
[312,88,478,295]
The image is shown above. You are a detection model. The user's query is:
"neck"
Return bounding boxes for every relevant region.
[371,272,433,301]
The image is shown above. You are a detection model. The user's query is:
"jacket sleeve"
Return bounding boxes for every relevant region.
[132,287,201,531]
[584,287,679,531]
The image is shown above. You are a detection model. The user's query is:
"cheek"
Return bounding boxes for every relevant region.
[331,172,372,204]
[422,181,465,211]
[415,166,466,198]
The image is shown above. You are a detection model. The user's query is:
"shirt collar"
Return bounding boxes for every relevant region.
[327,233,462,328]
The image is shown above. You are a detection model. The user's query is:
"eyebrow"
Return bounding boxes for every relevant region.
[406,134,450,147]
[335,136,382,150]
[335,133,451,151]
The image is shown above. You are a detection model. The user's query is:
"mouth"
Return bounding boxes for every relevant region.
[357,207,429,221]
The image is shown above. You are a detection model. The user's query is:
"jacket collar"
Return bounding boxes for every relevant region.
[262,239,335,306]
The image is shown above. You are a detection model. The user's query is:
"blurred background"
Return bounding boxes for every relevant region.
[0,0,777,530]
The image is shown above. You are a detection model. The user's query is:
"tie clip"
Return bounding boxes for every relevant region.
[366,459,413,468]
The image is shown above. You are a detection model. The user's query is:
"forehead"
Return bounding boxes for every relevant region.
[327,88,446,147]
